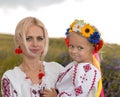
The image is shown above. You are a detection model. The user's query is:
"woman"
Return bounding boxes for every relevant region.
[1,16,64,97]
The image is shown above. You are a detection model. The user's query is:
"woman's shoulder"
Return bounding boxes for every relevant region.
[43,61,64,72]
[44,61,64,68]
[2,66,24,81]
[44,61,60,65]
[3,67,18,76]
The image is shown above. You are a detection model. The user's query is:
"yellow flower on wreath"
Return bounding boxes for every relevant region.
[69,19,85,33]
[81,24,94,38]
[69,20,76,33]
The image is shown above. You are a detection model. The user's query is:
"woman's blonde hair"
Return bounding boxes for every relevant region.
[14,16,49,59]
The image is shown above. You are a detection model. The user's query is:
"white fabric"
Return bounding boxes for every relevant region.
[56,61,101,97]
[1,61,64,97]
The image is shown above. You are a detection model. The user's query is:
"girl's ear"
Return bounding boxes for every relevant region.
[91,45,95,54]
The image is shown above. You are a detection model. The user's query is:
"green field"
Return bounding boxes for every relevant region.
[0,33,120,97]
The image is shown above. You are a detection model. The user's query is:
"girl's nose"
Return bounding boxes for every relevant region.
[72,48,78,53]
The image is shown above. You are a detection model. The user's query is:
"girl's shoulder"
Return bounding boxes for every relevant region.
[64,62,94,72]
[73,62,100,71]
[72,63,101,80]
[65,61,75,69]
[64,62,100,73]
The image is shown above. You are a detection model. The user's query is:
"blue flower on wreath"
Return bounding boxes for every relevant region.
[89,31,100,44]
[65,28,70,36]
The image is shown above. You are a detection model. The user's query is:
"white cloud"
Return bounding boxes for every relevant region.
[0,0,120,44]
[0,0,66,9]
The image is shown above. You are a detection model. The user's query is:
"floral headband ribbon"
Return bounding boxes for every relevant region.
[65,19,104,53]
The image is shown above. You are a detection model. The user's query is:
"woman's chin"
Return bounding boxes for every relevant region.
[28,52,40,58]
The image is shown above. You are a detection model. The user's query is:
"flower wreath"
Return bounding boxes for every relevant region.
[65,19,104,53]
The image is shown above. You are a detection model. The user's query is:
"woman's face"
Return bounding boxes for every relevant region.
[68,33,93,63]
[22,25,45,58]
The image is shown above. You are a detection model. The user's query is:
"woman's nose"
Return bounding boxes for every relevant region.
[33,39,38,46]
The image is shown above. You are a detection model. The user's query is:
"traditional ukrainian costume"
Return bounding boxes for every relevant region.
[1,61,64,97]
[56,61,101,97]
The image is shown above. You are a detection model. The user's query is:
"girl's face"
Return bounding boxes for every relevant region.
[68,33,93,63]
[22,25,45,58]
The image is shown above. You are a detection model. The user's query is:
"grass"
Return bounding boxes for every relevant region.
[0,33,120,97]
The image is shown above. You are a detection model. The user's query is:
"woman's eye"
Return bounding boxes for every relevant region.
[26,37,32,41]
[37,36,44,41]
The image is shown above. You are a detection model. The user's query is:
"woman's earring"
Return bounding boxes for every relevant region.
[15,46,22,54]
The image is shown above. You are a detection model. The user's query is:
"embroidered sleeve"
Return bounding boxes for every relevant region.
[72,64,101,97]
[1,76,17,97]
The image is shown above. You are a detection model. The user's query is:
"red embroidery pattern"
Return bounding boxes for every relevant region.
[30,86,46,97]
[75,86,83,96]
[56,67,72,83]
[32,89,43,96]
[73,64,78,86]
[83,64,91,72]
[88,70,97,94]
[59,91,72,97]
[2,78,11,97]
[80,73,88,83]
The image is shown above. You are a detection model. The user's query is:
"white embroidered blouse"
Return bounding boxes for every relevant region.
[1,61,64,97]
[55,61,101,97]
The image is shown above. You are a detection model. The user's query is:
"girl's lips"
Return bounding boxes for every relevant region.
[72,55,80,59]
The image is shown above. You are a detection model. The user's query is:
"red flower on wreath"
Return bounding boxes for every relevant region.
[65,38,70,47]
[94,40,104,53]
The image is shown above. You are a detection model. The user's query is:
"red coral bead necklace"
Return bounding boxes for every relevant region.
[38,62,45,80]
[20,61,45,84]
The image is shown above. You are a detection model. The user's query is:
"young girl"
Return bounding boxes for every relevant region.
[43,19,104,97]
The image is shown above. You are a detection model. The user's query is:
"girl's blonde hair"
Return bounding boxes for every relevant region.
[14,16,49,59]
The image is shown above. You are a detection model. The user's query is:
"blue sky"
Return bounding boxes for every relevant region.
[0,0,120,44]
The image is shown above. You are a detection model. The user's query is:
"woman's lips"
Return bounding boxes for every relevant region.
[30,49,40,53]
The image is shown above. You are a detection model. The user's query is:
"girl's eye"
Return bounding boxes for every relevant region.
[69,45,74,49]
[78,46,83,50]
